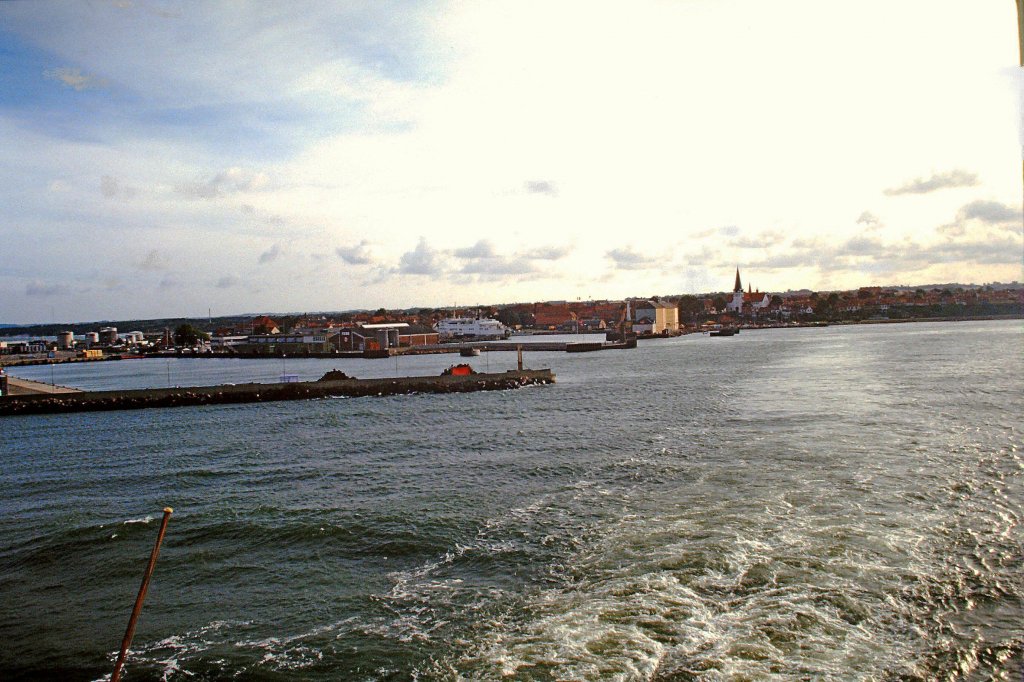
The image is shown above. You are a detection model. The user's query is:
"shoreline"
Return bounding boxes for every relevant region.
[0,315,1018,367]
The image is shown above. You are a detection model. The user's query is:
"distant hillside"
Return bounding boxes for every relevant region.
[0,312,355,338]
[0,316,238,339]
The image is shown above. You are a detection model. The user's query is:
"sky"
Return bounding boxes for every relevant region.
[1,0,1021,324]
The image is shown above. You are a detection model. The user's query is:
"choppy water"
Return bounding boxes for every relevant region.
[1,321,1021,680]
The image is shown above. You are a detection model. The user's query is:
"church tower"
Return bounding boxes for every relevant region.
[728,268,745,313]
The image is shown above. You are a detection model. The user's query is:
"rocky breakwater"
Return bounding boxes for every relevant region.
[0,369,555,417]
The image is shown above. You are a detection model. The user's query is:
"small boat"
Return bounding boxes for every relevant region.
[710,327,738,337]
[460,347,481,357]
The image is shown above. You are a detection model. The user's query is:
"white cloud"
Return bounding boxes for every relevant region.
[44,67,107,91]
[460,256,536,278]
[26,280,70,297]
[884,169,978,196]
[101,175,119,198]
[176,167,269,200]
[729,231,785,249]
[524,180,558,196]
[136,250,169,271]
[336,241,374,265]
[939,199,1022,237]
[97,175,138,200]
[856,211,881,228]
[397,238,445,276]
[453,240,496,259]
[955,199,1020,225]
[606,247,657,270]
[258,244,283,264]
[525,245,571,260]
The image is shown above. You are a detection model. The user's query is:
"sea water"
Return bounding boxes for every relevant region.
[1,320,1021,680]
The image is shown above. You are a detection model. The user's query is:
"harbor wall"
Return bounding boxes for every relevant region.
[0,370,554,417]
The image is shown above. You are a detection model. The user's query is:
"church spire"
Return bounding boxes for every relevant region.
[734,268,742,293]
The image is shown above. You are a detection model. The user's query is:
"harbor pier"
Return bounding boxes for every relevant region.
[0,369,555,417]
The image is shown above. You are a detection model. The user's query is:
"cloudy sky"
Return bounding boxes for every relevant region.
[1,1,1021,323]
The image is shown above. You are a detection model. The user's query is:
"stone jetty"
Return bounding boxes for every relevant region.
[0,369,555,417]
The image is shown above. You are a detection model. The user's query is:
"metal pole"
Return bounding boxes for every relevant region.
[1017,0,1023,67]
[1018,0,1023,193]
[111,507,173,682]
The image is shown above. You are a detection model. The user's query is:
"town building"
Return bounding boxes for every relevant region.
[238,333,334,355]
[335,323,439,352]
[210,335,249,350]
[632,300,680,334]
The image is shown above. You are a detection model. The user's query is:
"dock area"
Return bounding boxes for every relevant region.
[0,369,555,417]
[1,375,82,396]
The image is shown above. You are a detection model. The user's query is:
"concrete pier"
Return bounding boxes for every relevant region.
[0,369,555,417]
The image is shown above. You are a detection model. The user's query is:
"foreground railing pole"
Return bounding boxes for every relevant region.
[111,507,173,682]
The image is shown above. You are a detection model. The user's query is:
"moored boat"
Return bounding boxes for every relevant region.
[435,317,510,341]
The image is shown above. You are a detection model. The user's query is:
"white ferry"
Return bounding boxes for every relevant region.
[434,317,510,341]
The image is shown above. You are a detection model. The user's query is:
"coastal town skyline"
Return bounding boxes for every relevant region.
[1,1,1021,324]
[1,271,1019,329]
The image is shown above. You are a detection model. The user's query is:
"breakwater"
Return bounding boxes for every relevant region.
[0,369,554,417]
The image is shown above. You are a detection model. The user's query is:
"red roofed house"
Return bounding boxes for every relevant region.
[251,316,281,335]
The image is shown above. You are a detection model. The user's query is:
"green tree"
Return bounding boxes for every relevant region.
[174,324,209,346]
[277,316,298,333]
[676,295,703,320]
[496,308,520,328]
